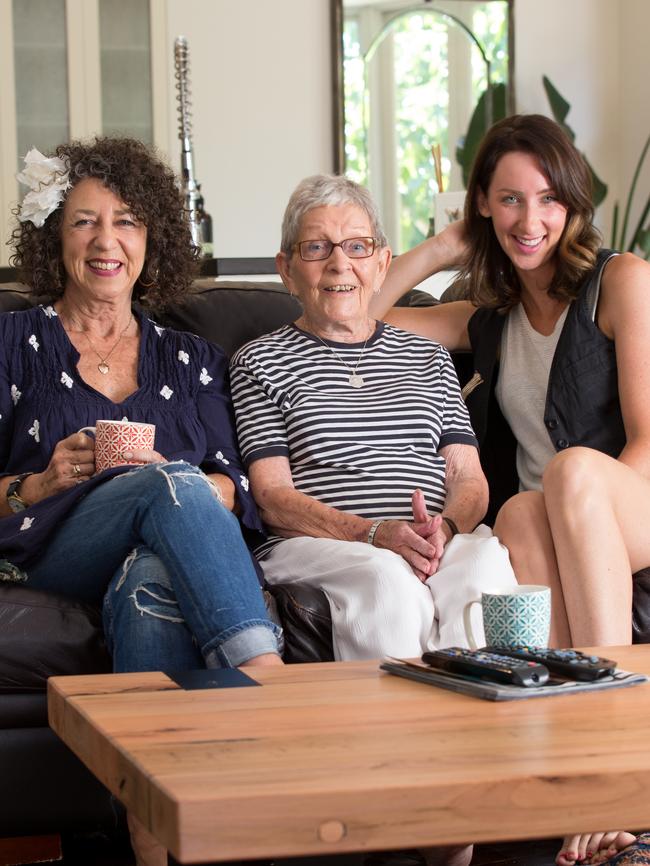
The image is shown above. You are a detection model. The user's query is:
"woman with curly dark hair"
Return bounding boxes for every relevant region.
[11,136,198,308]
[3,137,283,863]
[1,137,282,673]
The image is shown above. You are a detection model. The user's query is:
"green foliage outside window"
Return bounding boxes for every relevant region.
[343,3,508,252]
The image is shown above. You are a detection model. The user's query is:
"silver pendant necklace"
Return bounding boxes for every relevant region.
[315,331,371,388]
[80,316,134,374]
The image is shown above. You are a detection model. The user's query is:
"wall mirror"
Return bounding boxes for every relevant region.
[331,0,514,252]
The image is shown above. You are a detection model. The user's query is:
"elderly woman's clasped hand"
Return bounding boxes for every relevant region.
[372,490,446,582]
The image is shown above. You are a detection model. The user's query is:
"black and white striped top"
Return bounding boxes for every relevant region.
[230,321,478,558]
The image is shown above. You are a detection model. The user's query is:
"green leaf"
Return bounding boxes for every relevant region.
[620,133,650,251]
[456,82,507,188]
[542,76,573,136]
[610,201,620,250]
[628,194,650,255]
[584,157,608,209]
[635,225,650,260]
[542,76,607,209]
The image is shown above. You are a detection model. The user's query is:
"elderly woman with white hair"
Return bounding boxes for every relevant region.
[229,174,517,665]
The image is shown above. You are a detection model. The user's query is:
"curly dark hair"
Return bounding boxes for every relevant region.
[9,137,198,308]
[455,114,601,312]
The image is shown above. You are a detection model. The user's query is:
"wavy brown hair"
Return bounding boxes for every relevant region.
[10,137,198,308]
[455,114,601,311]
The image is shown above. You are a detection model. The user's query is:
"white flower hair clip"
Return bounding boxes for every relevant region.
[16,147,71,228]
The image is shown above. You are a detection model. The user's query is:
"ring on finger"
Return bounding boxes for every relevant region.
[72,463,82,477]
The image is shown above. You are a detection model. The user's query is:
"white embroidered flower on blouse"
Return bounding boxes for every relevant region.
[20,517,35,531]
[239,475,249,492]
[178,350,189,365]
[28,419,40,442]
[200,367,213,386]
[42,305,57,318]
[154,325,164,337]
[11,385,21,405]
[215,450,230,466]
[160,385,173,400]
[121,416,128,422]
[60,371,73,388]
[28,334,39,351]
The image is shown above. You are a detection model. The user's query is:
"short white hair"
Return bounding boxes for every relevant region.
[280,174,388,255]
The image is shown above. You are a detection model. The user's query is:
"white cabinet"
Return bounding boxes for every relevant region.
[0,0,169,266]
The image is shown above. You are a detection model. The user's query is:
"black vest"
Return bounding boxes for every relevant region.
[463,249,621,524]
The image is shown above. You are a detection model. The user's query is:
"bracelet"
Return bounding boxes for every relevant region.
[367,519,384,546]
[441,516,459,537]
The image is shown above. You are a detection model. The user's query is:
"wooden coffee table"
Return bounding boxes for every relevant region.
[48,646,650,865]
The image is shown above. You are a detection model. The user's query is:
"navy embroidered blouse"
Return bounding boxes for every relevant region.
[0,304,262,568]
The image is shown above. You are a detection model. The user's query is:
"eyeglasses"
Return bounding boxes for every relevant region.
[293,237,378,261]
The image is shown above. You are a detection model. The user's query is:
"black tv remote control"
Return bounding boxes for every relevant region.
[421,647,549,687]
[486,646,617,682]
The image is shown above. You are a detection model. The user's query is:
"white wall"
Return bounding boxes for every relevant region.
[513,0,649,247]
[162,0,334,258]
[618,0,650,252]
[3,0,648,262]
[162,0,649,258]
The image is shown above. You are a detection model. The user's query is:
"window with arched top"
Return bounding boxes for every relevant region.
[332,0,514,253]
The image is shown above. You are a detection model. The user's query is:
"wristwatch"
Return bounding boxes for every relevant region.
[6,472,33,513]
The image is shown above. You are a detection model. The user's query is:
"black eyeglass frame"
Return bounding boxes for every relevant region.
[292,236,379,261]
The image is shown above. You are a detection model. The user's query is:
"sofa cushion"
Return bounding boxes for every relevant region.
[160,279,302,358]
[0,282,36,313]
[0,584,111,693]
[157,279,436,358]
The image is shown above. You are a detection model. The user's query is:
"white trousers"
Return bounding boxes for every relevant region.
[261,525,517,661]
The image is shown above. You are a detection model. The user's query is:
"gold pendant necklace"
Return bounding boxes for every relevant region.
[80,316,134,374]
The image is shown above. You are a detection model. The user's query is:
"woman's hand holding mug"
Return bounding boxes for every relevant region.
[17,431,96,506]
[77,420,157,473]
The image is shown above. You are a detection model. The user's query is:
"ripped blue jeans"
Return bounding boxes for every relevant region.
[28,462,281,668]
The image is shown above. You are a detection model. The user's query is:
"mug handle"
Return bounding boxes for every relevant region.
[78,426,96,439]
[462,599,482,650]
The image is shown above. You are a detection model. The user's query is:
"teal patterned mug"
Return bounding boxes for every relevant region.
[463,585,551,649]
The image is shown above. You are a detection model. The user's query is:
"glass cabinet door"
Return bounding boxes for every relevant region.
[99,0,153,143]
[12,0,70,173]
[1,0,162,265]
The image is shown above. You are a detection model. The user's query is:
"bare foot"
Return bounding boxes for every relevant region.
[421,844,473,866]
[557,831,637,866]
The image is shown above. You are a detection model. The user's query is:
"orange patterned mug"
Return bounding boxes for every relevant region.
[78,420,156,473]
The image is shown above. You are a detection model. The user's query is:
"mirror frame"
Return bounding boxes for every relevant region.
[330,0,516,173]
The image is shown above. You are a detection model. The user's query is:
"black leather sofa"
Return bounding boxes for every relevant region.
[1,277,649,849]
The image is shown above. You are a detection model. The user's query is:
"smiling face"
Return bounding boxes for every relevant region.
[276,203,391,340]
[477,151,568,289]
[60,177,147,302]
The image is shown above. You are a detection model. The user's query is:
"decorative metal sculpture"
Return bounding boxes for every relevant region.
[174,36,213,258]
